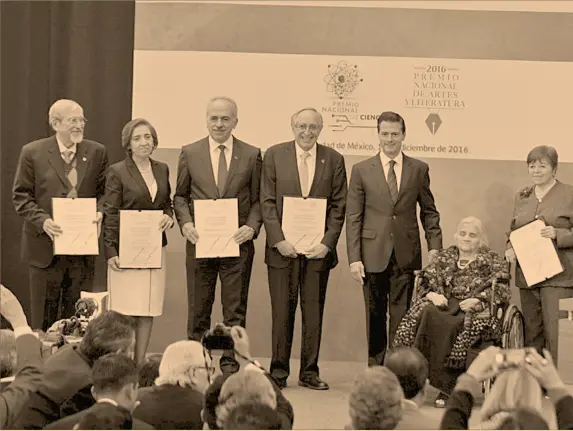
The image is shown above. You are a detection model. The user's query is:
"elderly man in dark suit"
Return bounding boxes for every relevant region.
[346,111,442,366]
[173,96,262,374]
[12,99,108,331]
[261,108,347,390]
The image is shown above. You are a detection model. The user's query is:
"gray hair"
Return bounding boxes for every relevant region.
[48,99,82,126]
[455,216,489,248]
[290,107,323,127]
[207,96,238,118]
[155,340,210,389]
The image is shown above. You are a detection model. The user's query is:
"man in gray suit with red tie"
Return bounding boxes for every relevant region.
[173,96,262,374]
[261,108,347,390]
[346,111,442,366]
[12,99,108,331]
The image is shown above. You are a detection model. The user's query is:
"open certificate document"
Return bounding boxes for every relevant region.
[194,199,240,258]
[510,219,564,287]
[52,198,99,255]
[282,197,327,254]
[119,210,163,269]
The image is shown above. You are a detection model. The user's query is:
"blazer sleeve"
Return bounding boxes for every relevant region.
[96,147,109,214]
[103,167,122,260]
[12,146,51,234]
[506,192,520,250]
[321,154,347,250]
[162,164,174,219]
[417,164,442,251]
[245,149,263,236]
[260,148,286,247]
[345,164,365,264]
[173,149,194,231]
[0,334,44,430]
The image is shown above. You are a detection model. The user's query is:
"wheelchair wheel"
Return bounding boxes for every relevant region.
[501,304,525,349]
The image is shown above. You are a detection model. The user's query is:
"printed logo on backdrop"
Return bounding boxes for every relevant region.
[321,61,378,155]
[404,64,469,156]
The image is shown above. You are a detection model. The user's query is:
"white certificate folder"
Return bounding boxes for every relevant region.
[119,210,163,269]
[52,198,99,255]
[509,219,563,287]
[282,197,327,254]
[194,198,240,258]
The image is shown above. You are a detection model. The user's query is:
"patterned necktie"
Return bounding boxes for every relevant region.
[387,159,398,205]
[299,151,310,197]
[63,150,78,198]
[217,145,228,197]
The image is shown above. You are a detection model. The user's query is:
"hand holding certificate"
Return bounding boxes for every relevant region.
[509,219,564,287]
[282,197,327,254]
[194,199,240,258]
[119,210,163,269]
[52,198,99,255]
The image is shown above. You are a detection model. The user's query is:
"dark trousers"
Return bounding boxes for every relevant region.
[520,286,573,364]
[267,257,330,380]
[29,255,95,331]
[363,252,414,366]
[186,241,254,367]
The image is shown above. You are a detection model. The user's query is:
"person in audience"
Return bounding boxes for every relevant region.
[346,111,443,367]
[0,285,44,429]
[392,216,511,407]
[138,354,162,388]
[347,366,404,430]
[203,326,294,430]
[45,353,152,429]
[223,402,282,430]
[12,99,108,331]
[440,346,573,430]
[505,145,573,363]
[384,347,439,429]
[13,311,136,429]
[173,96,263,375]
[73,403,133,430]
[132,340,209,429]
[260,107,347,390]
[104,118,174,365]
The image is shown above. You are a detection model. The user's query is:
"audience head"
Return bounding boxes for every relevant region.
[48,99,86,144]
[155,340,213,393]
[348,366,404,430]
[138,353,162,387]
[455,216,489,252]
[0,329,16,378]
[527,145,558,186]
[216,369,277,429]
[384,346,429,400]
[290,107,323,151]
[91,353,139,413]
[73,402,133,430]
[206,96,238,144]
[223,402,282,430]
[121,118,159,158]
[376,111,406,159]
[79,311,136,363]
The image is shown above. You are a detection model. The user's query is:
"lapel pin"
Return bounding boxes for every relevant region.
[82,157,87,162]
[234,156,238,160]
[321,159,325,164]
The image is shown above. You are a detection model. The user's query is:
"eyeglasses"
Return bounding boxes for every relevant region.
[294,124,321,132]
[64,117,88,125]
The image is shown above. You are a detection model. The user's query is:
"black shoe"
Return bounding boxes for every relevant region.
[272,376,287,389]
[298,375,329,390]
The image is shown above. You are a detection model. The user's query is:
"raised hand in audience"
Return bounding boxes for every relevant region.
[465,345,503,382]
[524,348,565,390]
[0,284,29,330]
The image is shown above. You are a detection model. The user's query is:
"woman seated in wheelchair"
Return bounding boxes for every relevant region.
[392,216,511,408]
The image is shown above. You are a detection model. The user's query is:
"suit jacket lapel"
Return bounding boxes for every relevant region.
[288,141,303,196]
[370,153,393,204]
[309,144,326,196]
[397,154,413,205]
[47,137,69,187]
[125,157,153,206]
[200,139,220,198]
[150,159,163,204]
[74,142,88,191]
[222,137,242,197]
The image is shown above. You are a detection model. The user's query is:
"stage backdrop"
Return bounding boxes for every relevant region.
[133,1,573,362]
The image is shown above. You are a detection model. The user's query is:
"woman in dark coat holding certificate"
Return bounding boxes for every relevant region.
[505,145,573,363]
[104,118,174,364]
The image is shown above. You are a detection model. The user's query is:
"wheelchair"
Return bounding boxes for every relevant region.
[411,267,525,396]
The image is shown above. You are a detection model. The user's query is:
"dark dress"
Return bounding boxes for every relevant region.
[392,246,511,394]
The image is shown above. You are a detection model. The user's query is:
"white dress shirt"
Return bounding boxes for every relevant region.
[97,398,119,407]
[209,135,233,186]
[295,142,317,196]
[379,151,403,191]
[57,136,77,161]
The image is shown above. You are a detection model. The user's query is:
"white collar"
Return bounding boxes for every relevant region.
[56,135,77,154]
[97,398,119,407]
[209,135,233,150]
[380,150,403,167]
[294,141,317,159]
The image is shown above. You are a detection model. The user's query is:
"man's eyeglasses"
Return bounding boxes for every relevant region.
[64,117,88,126]
[294,124,321,132]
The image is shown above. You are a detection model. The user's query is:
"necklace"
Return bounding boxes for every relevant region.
[137,163,151,173]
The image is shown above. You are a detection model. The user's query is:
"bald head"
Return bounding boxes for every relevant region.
[384,347,428,399]
[48,99,86,145]
[291,108,323,151]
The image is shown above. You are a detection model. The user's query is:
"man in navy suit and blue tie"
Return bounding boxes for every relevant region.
[346,111,443,366]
